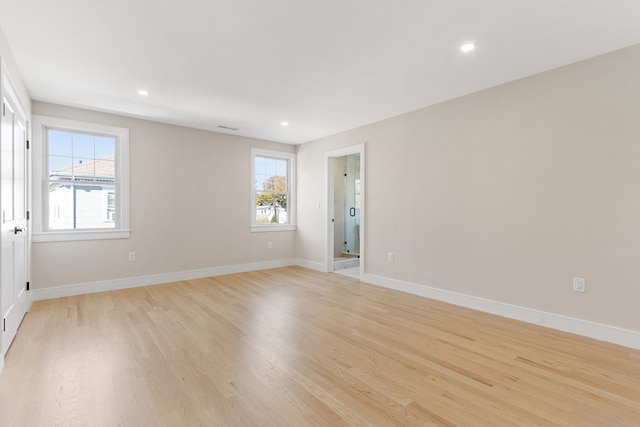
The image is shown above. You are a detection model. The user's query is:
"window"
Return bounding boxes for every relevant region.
[32,115,130,241]
[251,148,296,231]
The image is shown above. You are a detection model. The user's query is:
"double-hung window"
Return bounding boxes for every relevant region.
[32,115,130,241]
[251,148,296,231]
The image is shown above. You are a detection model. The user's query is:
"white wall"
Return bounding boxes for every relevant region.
[296,45,640,332]
[31,102,296,290]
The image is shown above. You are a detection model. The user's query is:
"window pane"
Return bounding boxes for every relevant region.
[275,159,287,176]
[75,185,115,229]
[256,157,288,191]
[266,158,277,176]
[255,157,266,174]
[48,130,72,156]
[73,158,95,180]
[73,133,94,158]
[95,136,115,160]
[95,159,115,181]
[255,191,271,224]
[264,175,286,192]
[49,156,73,178]
[255,173,266,191]
[255,191,288,224]
[48,184,74,230]
[48,184,116,230]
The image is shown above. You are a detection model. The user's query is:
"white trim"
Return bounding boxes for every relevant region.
[294,258,326,273]
[32,229,131,242]
[31,259,296,301]
[250,225,296,232]
[325,143,366,277]
[362,273,640,350]
[0,352,4,374]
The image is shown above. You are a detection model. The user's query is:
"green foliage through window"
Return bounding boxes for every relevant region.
[255,156,289,224]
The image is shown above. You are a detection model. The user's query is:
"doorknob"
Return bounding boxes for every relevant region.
[13,227,25,234]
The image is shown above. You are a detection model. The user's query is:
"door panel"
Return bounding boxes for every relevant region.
[1,90,28,357]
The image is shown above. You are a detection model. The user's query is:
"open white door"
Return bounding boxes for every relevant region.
[1,68,29,363]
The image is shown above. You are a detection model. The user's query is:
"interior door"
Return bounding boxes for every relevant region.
[1,88,29,357]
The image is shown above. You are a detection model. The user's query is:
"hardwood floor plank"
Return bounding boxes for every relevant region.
[1,266,639,426]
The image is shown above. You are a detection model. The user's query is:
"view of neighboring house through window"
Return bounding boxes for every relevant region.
[47,129,116,230]
[251,148,296,231]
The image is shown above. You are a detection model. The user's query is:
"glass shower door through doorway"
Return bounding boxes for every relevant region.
[344,154,360,256]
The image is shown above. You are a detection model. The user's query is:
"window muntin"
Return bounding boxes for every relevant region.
[251,149,295,231]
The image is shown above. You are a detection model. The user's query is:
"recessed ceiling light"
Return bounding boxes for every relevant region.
[137,89,149,96]
[460,43,476,53]
[280,121,289,127]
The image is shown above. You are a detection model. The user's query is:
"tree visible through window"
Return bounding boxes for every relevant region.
[255,156,289,224]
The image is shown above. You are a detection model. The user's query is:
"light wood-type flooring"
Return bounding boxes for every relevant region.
[1,266,639,426]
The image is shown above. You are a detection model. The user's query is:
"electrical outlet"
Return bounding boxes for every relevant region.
[267,241,273,249]
[128,251,136,262]
[387,252,394,262]
[573,277,585,292]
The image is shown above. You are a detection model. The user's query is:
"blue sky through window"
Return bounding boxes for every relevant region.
[48,129,115,176]
[255,156,287,191]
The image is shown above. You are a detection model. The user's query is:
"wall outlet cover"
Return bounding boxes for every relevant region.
[573,277,585,292]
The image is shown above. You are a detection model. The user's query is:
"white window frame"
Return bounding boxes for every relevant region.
[251,148,296,232]
[32,115,130,242]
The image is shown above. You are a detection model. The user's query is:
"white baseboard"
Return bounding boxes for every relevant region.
[30,259,296,301]
[294,258,327,273]
[362,273,640,350]
[27,261,639,349]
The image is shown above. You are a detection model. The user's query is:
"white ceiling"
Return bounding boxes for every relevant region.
[1,1,639,145]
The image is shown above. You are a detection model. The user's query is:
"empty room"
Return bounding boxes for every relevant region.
[1,1,639,426]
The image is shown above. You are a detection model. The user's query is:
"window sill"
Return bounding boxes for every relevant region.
[250,225,296,233]
[32,230,131,242]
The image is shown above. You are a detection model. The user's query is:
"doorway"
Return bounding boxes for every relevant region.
[326,144,365,278]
